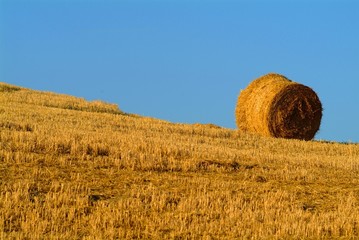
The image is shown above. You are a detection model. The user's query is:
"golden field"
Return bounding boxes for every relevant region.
[1,82,359,239]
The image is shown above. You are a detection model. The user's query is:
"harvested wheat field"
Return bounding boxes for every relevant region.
[1,82,359,239]
[236,73,322,140]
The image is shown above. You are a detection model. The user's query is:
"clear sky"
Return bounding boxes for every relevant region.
[1,0,358,142]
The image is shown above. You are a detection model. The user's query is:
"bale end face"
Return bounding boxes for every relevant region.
[268,84,322,140]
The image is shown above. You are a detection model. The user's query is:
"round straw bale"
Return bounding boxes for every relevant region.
[235,73,322,140]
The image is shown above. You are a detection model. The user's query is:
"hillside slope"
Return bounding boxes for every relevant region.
[1,82,359,239]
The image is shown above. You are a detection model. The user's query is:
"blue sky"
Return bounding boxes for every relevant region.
[1,0,358,142]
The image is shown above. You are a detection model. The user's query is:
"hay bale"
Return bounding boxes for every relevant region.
[235,73,322,140]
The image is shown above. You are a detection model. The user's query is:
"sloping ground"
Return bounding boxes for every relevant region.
[0,82,359,239]
[0,82,122,114]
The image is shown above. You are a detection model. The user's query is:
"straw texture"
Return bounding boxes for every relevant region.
[235,73,322,140]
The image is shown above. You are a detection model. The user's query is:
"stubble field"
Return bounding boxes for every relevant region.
[1,82,359,239]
